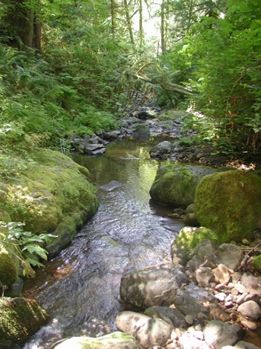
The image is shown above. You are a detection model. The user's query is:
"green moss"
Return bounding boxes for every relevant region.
[0,148,98,256]
[177,226,218,251]
[0,241,19,287]
[195,170,261,242]
[0,297,48,344]
[150,163,217,208]
[252,255,261,271]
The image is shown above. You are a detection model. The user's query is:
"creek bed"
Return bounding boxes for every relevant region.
[23,140,183,348]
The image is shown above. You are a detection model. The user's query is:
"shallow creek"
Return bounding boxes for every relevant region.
[23,140,183,348]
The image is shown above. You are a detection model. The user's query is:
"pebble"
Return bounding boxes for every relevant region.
[215,292,226,302]
[237,301,261,320]
[240,318,258,330]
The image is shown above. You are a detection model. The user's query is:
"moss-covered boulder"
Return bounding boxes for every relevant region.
[252,255,261,271]
[54,332,138,349]
[0,149,99,256]
[171,226,218,265]
[195,170,261,242]
[150,163,217,208]
[0,241,19,287]
[0,297,48,346]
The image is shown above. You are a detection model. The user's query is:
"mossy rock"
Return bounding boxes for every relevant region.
[0,297,48,345]
[150,163,217,208]
[252,255,261,271]
[172,226,218,265]
[195,170,261,242]
[0,241,19,287]
[54,332,138,349]
[0,149,99,256]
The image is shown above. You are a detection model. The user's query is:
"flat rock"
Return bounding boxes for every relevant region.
[216,244,243,270]
[115,311,172,348]
[203,320,241,349]
[240,273,261,295]
[54,332,138,349]
[120,265,188,309]
[179,331,210,349]
[195,267,213,287]
[213,264,231,284]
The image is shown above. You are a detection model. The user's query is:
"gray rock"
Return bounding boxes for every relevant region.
[144,306,186,328]
[133,124,150,141]
[115,311,172,348]
[84,143,106,155]
[237,300,261,320]
[203,320,241,349]
[187,239,217,272]
[233,340,261,349]
[213,264,231,285]
[102,130,121,141]
[240,273,261,295]
[100,180,121,192]
[54,332,138,349]
[216,244,243,270]
[179,330,210,349]
[120,265,188,309]
[184,212,199,226]
[150,141,173,159]
[195,267,213,287]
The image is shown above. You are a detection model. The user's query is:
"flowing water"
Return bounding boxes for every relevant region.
[23,140,183,348]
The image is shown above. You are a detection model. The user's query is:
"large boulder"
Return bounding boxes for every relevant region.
[203,320,241,349]
[150,163,217,208]
[120,265,188,309]
[54,332,138,349]
[0,241,19,287]
[0,149,99,257]
[0,297,48,346]
[115,311,172,348]
[195,170,261,242]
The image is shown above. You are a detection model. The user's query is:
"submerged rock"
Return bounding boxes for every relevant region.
[0,297,48,346]
[195,170,261,242]
[150,163,217,208]
[132,124,150,141]
[54,332,138,349]
[150,141,173,160]
[120,265,188,308]
[116,311,172,348]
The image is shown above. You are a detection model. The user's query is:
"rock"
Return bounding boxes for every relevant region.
[213,264,231,285]
[239,318,257,330]
[54,332,138,349]
[184,212,199,227]
[102,130,121,141]
[252,254,261,271]
[0,240,19,287]
[232,341,261,349]
[215,244,243,270]
[150,141,173,160]
[150,163,217,208]
[179,330,209,349]
[0,149,99,258]
[133,124,150,141]
[144,306,187,328]
[172,284,210,318]
[120,265,188,308]
[172,229,217,267]
[84,143,106,155]
[215,293,226,302]
[240,273,261,295]
[0,297,48,345]
[195,170,261,242]
[134,107,158,120]
[115,311,172,348]
[203,320,241,349]
[100,180,121,192]
[8,277,24,297]
[237,301,261,320]
[195,267,213,287]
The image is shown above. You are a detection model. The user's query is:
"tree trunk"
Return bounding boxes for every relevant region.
[138,0,144,49]
[123,0,135,49]
[111,0,116,40]
[160,0,166,53]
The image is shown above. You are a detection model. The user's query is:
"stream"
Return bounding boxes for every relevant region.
[23,140,183,348]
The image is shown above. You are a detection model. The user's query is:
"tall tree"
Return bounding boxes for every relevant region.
[160,0,166,53]
[123,0,135,48]
[111,0,116,40]
[138,0,144,49]
[1,0,41,50]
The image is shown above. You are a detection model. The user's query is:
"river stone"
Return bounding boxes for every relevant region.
[203,320,241,349]
[54,332,138,349]
[195,267,213,287]
[195,170,261,242]
[237,301,261,320]
[133,124,150,141]
[240,273,261,295]
[215,244,243,270]
[150,141,173,160]
[0,297,48,345]
[115,311,172,348]
[179,330,210,349]
[120,265,188,308]
[232,341,261,349]
[213,264,231,285]
[150,163,217,208]
[144,306,186,328]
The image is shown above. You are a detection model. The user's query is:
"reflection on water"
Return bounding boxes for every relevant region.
[23,140,183,348]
